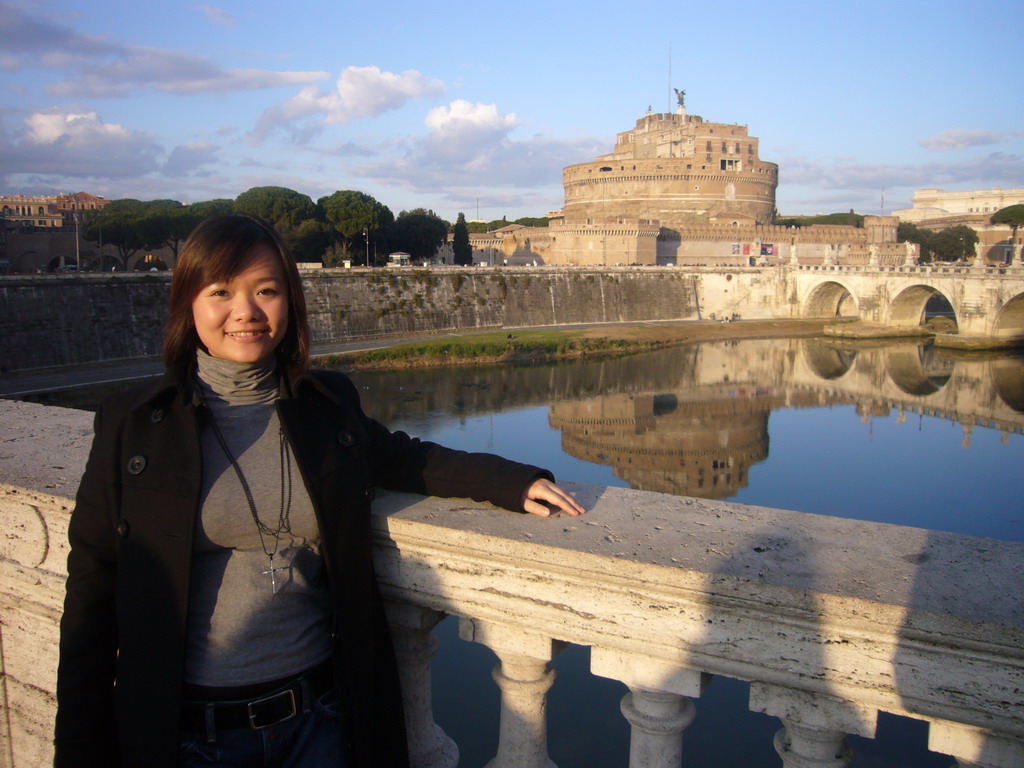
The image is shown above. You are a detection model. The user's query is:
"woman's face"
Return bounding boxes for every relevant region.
[191,245,289,364]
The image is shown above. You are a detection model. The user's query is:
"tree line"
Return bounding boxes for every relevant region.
[81,187,549,269]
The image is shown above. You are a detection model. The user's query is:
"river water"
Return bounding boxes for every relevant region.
[340,336,1024,767]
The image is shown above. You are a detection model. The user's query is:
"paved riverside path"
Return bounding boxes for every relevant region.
[0,321,698,398]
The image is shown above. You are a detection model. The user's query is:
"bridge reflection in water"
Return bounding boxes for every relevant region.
[358,338,1024,511]
[1,338,1021,768]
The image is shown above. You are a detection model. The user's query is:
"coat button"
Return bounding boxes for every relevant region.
[337,431,355,447]
[364,486,376,501]
[150,408,165,423]
[127,455,147,475]
[116,519,129,538]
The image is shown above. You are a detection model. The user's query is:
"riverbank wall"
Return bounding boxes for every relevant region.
[0,267,793,373]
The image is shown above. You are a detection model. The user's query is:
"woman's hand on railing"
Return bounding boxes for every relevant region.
[521,478,586,517]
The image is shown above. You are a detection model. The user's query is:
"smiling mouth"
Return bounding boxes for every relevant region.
[228,330,269,338]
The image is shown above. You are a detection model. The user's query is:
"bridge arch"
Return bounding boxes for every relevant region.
[886,284,956,329]
[991,292,1024,341]
[803,280,858,319]
[992,357,1024,413]
[885,345,952,396]
[802,338,856,380]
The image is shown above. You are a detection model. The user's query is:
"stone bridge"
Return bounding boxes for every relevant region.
[790,263,1024,341]
[1,400,1021,768]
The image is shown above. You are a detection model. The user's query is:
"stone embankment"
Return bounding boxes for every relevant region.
[0,268,704,373]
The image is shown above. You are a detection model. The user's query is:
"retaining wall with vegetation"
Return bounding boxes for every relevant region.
[0,267,706,372]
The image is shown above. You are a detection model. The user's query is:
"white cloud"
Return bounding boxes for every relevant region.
[48,46,329,98]
[421,100,520,164]
[0,108,162,179]
[918,129,1018,151]
[1,2,327,97]
[196,5,236,28]
[781,153,1024,192]
[354,100,605,203]
[0,2,117,67]
[162,142,220,177]
[251,66,444,142]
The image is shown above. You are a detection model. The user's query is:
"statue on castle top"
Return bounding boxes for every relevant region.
[674,88,686,109]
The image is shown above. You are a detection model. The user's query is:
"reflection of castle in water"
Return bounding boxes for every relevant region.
[548,339,1024,499]
[350,337,1024,501]
[550,390,776,498]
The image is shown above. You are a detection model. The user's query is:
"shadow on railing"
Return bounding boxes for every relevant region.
[2,400,1022,768]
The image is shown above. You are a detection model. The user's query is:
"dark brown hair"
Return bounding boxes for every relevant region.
[163,213,310,372]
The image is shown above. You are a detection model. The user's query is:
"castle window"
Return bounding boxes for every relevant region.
[721,141,727,152]
[706,141,712,151]
[721,159,740,171]
[599,166,612,172]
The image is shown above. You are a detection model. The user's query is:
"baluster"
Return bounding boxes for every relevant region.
[460,618,561,768]
[591,648,708,768]
[384,603,458,768]
[749,683,876,768]
[773,719,852,768]
[619,689,694,768]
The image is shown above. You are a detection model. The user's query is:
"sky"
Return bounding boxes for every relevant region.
[2,0,1022,223]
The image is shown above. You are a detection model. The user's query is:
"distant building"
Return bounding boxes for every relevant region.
[560,108,779,229]
[892,187,1024,223]
[892,187,1024,264]
[0,191,109,231]
[0,191,111,272]
[448,105,910,268]
[0,194,65,230]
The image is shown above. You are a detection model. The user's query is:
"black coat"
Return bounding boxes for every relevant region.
[55,365,551,768]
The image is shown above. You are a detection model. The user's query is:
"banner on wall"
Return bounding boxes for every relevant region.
[761,244,774,256]
[742,243,750,255]
[732,243,740,254]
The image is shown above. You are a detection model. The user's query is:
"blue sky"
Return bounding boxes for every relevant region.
[2,0,1021,222]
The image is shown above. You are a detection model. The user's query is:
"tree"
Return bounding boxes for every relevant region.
[291,219,333,263]
[188,199,234,220]
[929,225,978,262]
[898,222,977,263]
[452,212,472,266]
[82,199,147,268]
[134,200,199,259]
[234,186,316,230]
[388,209,449,263]
[992,204,1024,260]
[897,222,934,263]
[318,190,394,265]
[513,217,550,228]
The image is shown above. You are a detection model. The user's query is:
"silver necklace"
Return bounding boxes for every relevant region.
[207,410,293,594]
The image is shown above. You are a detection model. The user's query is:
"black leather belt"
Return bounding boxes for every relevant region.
[182,661,334,731]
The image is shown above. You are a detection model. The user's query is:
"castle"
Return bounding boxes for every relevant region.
[459,103,910,268]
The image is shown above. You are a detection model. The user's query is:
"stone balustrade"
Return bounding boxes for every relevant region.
[1,400,1022,768]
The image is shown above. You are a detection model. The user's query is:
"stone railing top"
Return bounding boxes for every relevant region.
[4,398,1022,740]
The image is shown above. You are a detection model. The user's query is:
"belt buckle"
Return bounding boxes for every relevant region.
[247,688,297,729]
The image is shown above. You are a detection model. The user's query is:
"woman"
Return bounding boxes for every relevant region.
[55,213,584,768]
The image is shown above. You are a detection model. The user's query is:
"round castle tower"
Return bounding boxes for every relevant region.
[560,109,779,229]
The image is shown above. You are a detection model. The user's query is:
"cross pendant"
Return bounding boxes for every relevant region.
[260,556,289,594]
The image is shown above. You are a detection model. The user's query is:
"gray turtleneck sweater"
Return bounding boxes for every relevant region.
[183,351,332,687]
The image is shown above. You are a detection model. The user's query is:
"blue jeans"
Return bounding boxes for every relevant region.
[178,688,347,768]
